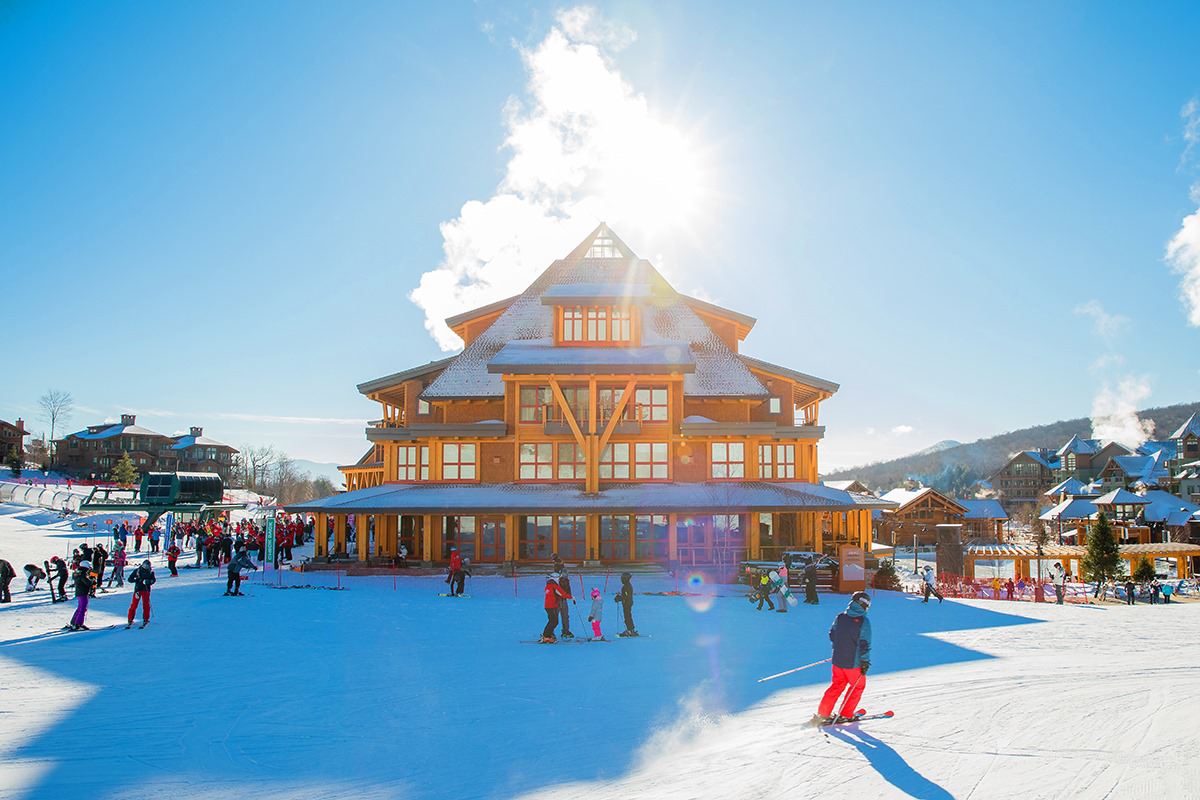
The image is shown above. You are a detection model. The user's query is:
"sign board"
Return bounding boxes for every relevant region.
[164,512,174,543]
[838,545,866,593]
[265,517,277,566]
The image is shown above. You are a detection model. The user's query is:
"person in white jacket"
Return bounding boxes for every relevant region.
[587,588,604,640]
[1050,562,1066,605]
[921,565,943,603]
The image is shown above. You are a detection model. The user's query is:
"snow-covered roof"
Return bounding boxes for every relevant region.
[487,342,695,373]
[1045,477,1091,497]
[421,226,773,400]
[1170,412,1200,440]
[1093,488,1149,506]
[286,480,897,514]
[1056,435,1101,456]
[540,283,652,302]
[1137,440,1177,459]
[67,423,166,440]
[169,434,234,451]
[1040,498,1097,521]
[1023,450,1060,470]
[1137,490,1200,523]
[958,498,1008,520]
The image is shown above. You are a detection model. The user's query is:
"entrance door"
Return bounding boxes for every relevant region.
[480,517,505,562]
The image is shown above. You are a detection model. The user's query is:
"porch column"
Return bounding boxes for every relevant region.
[506,514,519,561]
[382,515,398,558]
[586,514,601,561]
[314,512,327,557]
[357,516,369,562]
[334,515,347,555]
[667,513,679,562]
[422,514,433,566]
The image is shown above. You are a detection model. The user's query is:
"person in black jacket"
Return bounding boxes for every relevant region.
[803,562,819,605]
[48,556,68,602]
[0,557,14,602]
[126,559,156,628]
[225,547,257,596]
[811,591,873,725]
[614,572,637,636]
[93,544,108,593]
[67,561,94,630]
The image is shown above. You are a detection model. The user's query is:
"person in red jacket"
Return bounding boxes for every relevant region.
[540,574,572,643]
[166,544,181,577]
[446,546,465,596]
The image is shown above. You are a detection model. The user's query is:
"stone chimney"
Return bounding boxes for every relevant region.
[15,418,25,433]
[190,426,203,437]
[121,414,136,426]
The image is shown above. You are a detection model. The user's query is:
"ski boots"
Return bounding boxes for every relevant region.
[538,635,557,644]
[834,713,861,724]
[560,632,574,639]
[618,629,638,637]
[807,714,834,727]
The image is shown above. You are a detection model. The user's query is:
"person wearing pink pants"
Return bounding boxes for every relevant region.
[588,588,604,640]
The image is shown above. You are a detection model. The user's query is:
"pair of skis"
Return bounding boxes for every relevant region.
[813,710,895,728]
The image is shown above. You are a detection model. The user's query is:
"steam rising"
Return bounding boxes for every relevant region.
[1090,378,1155,449]
[409,7,704,350]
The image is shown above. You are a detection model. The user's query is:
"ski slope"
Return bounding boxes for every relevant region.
[1,504,1197,800]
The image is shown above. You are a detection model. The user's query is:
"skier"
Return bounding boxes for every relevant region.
[446,546,464,596]
[48,556,68,602]
[1150,580,1161,605]
[126,559,155,628]
[1125,577,1136,605]
[1049,562,1066,605]
[148,526,160,554]
[67,560,95,630]
[755,571,776,611]
[108,543,128,588]
[0,557,14,602]
[614,572,637,636]
[556,566,575,638]
[225,546,257,595]
[1162,581,1174,604]
[804,561,819,605]
[134,525,143,553]
[541,574,571,643]
[811,590,873,726]
[93,543,109,591]
[921,565,944,604]
[166,543,181,577]
[1004,578,1015,601]
[24,563,47,592]
[588,587,604,640]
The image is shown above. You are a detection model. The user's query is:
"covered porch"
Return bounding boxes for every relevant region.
[964,542,1199,581]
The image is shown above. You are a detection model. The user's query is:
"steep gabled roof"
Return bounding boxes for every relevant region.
[959,498,1008,520]
[1171,413,1200,440]
[1093,488,1148,506]
[1056,435,1101,456]
[879,487,968,515]
[421,225,770,400]
[358,356,457,396]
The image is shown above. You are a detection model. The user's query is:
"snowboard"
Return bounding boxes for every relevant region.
[438,593,471,598]
[768,570,798,607]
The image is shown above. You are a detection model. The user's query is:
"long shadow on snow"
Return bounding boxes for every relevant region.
[826,725,954,799]
[1,576,1039,800]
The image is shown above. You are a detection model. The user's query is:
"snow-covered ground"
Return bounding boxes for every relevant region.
[2,504,1198,800]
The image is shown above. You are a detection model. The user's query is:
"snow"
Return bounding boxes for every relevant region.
[3,503,1199,799]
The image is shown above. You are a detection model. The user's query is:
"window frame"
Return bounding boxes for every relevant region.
[518,442,554,481]
[441,442,478,481]
[710,441,746,480]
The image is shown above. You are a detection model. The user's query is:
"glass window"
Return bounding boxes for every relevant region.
[768,397,782,414]
[600,515,630,559]
[634,514,669,558]
[711,442,745,479]
[443,516,476,558]
[519,443,553,480]
[398,445,429,481]
[561,307,584,341]
[519,386,552,423]
[557,515,587,560]
[610,307,633,342]
[633,442,668,480]
[519,515,553,560]
[759,443,795,479]
[442,443,477,480]
[634,387,668,422]
[417,399,431,415]
[557,443,586,480]
[599,442,630,479]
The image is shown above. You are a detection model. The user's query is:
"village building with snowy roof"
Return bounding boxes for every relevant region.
[988,448,1060,511]
[287,225,893,572]
[0,418,29,463]
[54,414,237,481]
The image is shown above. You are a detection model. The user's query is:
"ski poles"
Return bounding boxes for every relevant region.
[757,658,831,683]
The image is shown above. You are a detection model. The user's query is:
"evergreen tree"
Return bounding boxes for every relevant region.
[873,559,902,591]
[1132,557,1157,583]
[5,447,21,477]
[113,452,139,485]
[1031,516,1050,581]
[1081,512,1121,582]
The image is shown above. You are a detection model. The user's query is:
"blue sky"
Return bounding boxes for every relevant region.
[3,1,1199,471]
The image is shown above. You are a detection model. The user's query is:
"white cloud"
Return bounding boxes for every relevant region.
[1074,300,1129,340]
[409,7,707,350]
[1090,377,1155,449]
[891,425,913,436]
[1166,203,1200,327]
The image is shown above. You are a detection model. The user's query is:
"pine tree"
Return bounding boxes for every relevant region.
[113,451,139,485]
[1082,512,1121,582]
[1031,516,1050,581]
[1132,557,1157,583]
[5,447,21,477]
[873,559,902,591]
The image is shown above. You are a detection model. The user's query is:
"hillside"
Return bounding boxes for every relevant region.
[821,400,1200,494]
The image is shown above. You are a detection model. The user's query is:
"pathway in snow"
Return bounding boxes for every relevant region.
[1,505,1197,800]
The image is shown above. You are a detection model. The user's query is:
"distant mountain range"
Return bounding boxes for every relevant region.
[293,459,345,488]
[821,401,1200,495]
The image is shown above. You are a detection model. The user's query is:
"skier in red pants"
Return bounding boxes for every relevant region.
[811,591,873,725]
[126,559,156,629]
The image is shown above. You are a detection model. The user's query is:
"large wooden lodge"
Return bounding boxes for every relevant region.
[291,226,891,571]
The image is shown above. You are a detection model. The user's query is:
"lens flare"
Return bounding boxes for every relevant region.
[685,572,714,612]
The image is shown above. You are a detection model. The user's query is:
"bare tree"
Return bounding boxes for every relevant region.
[38,390,74,453]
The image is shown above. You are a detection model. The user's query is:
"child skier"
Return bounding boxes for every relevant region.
[811,590,873,725]
[614,572,637,636]
[921,565,944,603]
[776,564,789,613]
[447,546,464,596]
[126,558,156,628]
[755,571,776,611]
[588,588,604,640]
[541,574,571,643]
[166,543,181,577]
[67,560,95,630]
[46,556,68,602]
[24,563,46,592]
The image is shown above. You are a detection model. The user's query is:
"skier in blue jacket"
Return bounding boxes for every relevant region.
[812,591,873,725]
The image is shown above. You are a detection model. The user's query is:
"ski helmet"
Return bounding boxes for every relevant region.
[549,572,561,580]
[546,574,557,583]
[591,588,600,597]
[79,560,92,569]
[621,572,632,581]
[851,591,871,610]
[142,559,151,568]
